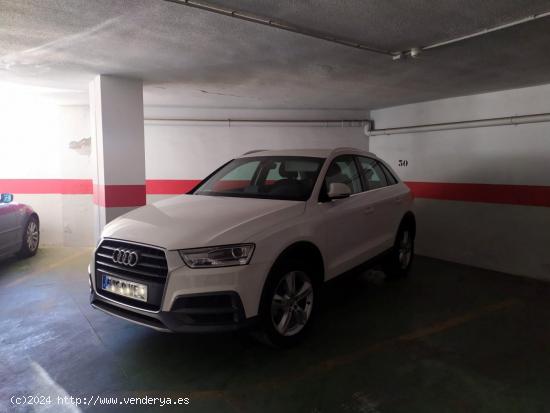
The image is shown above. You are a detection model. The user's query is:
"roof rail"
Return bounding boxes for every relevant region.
[330,147,376,156]
[241,149,267,155]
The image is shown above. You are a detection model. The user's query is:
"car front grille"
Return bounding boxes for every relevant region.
[94,239,168,311]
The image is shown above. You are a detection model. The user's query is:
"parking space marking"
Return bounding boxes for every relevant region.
[2,252,520,412]
[3,249,91,288]
[311,298,519,374]
[131,298,520,410]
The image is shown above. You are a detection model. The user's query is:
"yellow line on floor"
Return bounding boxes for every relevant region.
[397,298,518,342]
[309,298,520,374]
[131,298,520,406]
[4,249,91,288]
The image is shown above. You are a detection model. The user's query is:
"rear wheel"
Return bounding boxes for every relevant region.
[384,225,414,278]
[257,261,318,347]
[17,215,40,258]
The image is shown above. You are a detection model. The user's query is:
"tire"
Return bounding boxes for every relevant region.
[383,224,414,279]
[17,215,40,258]
[256,259,319,348]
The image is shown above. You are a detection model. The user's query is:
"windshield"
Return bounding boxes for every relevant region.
[192,156,325,201]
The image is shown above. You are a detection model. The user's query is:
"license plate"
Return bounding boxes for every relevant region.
[101,274,147,302]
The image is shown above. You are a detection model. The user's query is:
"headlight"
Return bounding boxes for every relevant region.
[178,244,255,268]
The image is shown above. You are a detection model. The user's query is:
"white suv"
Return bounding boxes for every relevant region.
[89,147,415,346]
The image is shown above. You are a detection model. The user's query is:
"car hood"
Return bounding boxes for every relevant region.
[101,194,305,250]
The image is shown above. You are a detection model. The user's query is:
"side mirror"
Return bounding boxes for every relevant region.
[327,183,351,200]
[1,193,14,203]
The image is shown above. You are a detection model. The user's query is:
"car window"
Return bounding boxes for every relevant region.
[379,163,398,185]
[324,155,362,195]
[214,161,261,191]
[222,161,259,180]
[194,156,325,201]
[357,156,388,190]
[266,162,284,182]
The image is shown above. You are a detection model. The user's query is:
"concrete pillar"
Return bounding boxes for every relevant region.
[89,75,146,240]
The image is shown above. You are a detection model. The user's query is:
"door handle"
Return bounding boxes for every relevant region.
[364,206,375,215]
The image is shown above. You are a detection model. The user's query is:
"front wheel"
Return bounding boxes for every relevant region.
[257,263,317,347]
[17,215,40,258]
[384,225,414,279]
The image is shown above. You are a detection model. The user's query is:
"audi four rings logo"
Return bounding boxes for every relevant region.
[112,248,140,267]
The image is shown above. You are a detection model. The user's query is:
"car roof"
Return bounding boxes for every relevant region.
[239,147,377,159]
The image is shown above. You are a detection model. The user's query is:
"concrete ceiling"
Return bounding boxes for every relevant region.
[1,0,550,109]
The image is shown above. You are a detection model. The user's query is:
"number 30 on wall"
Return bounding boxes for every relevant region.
[398,159,409,167]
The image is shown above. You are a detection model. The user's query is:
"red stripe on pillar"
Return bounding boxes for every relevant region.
[405,181,550,207]
[93,184,146,207]
[0,179,93,194]
[145,179,201,194]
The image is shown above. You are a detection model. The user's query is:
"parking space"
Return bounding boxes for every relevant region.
[2,249,550,412]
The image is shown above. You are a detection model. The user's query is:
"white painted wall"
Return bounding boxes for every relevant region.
[145,122,367,182]
[59,106,94,247]
[0,86,93,246]
[145,108,368,201]
[4,83,549,281]
[2,99,367,246]
[144,107,369,203]
[369,84,550,280]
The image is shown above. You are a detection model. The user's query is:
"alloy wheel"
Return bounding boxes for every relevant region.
[271,271,314,337]
[26,221,39,252]
[398,230,412,269]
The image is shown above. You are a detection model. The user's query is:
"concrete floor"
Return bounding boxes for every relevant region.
[1,247,550,413]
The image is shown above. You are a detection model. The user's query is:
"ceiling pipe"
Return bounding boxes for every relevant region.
[365,113,550,136]
[146,118,371,127]
[161,0,393,56]
[422,10,550,51]
[163,0,550,60]
[395,10,550,59]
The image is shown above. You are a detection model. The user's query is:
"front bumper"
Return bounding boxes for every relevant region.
[90,289,258,333]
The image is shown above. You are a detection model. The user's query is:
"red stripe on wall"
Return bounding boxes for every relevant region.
[92,184,146,208]
[0,179,93,194]
[406,181,550,208]
[146,179,277,193]
[2,179,550,208]
[213,179,249,191]
[145,179,201,194]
